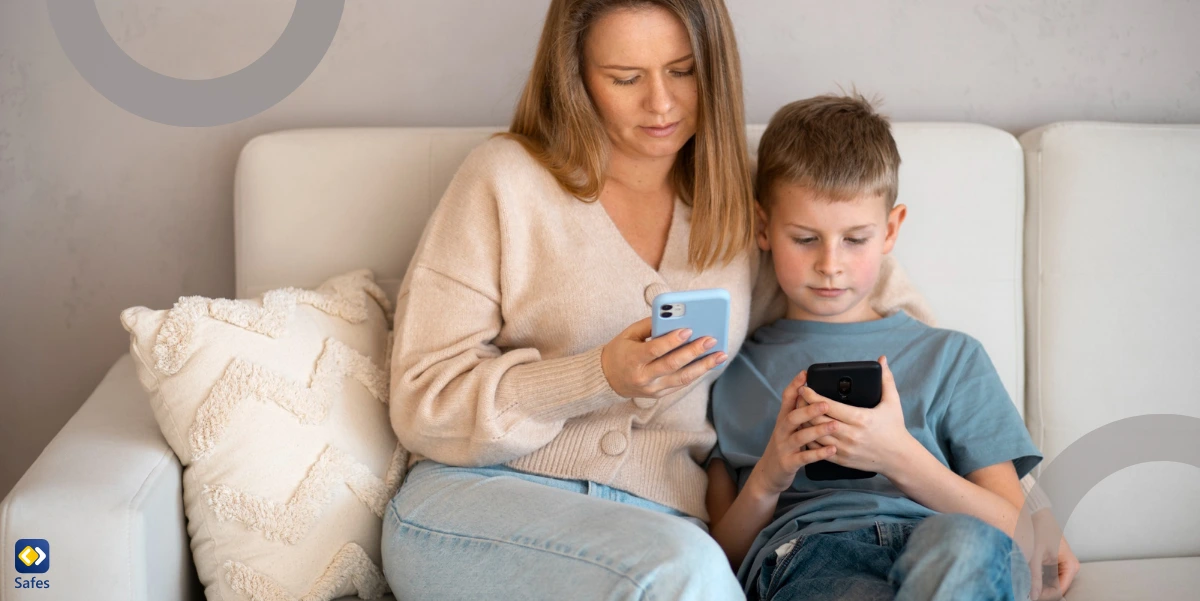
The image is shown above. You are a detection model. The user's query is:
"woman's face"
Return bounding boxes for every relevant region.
[582,6,699,165]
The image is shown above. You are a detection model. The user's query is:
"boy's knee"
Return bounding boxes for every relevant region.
[908,513,1012,562]
[895,515,1028,600]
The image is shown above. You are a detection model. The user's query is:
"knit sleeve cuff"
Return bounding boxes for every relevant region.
[1020,473,1053,513]
[496,346,627,423]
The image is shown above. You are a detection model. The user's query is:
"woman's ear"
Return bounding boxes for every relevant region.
[881,204,907,254]
[755,204,771,252]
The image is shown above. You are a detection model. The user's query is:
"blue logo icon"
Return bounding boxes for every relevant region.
[14,539,49,574]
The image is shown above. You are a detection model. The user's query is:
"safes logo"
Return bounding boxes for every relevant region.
[14,539,49,573]
[13,539,50,591]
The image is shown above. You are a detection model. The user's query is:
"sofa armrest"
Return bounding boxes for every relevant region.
[1,354,201,601]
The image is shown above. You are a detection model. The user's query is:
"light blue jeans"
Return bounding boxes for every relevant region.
[381,460,744,600]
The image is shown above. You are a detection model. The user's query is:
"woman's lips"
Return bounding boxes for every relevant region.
[641,122,680,138]
[811,287,846,298]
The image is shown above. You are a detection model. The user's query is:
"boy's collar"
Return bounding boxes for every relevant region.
[762,310,913,338]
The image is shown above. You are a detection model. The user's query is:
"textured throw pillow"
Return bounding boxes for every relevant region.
[120,269,405,601]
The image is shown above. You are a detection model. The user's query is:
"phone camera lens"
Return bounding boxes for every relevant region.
[660,312,670,318]
[837,377,852,397]
[661,304,671,311]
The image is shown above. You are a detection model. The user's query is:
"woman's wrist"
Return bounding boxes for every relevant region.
[598,342,620,396]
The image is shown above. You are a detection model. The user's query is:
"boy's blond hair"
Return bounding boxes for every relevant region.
[756,93,901,210]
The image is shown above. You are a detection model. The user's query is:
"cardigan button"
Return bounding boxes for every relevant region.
[644,283,671,308]
[600,431,628,456]
[632,397,657,409]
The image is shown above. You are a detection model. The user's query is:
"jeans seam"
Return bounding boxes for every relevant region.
[766,535,806,598]
[394,515,653,598]
[993,537,1018,599]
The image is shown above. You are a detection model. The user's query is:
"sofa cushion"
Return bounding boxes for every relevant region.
[1021,123,1200,561]
[121,269,403,601]
[1065,557,1200,600]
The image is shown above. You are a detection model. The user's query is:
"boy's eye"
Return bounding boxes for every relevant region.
[845,238,868,245]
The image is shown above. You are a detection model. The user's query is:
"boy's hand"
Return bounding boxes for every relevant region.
[746,370,838,496]
[1025,510,1080,600]
[798,356,921,478]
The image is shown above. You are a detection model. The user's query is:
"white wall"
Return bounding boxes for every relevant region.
[1,0,1198,497]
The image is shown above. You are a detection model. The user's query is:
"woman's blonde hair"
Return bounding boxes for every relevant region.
[505,0,754,270]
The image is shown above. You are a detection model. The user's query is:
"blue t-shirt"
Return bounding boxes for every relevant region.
[708,311,1041,585]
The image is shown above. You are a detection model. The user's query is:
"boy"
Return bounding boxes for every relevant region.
[706,94,1040,601]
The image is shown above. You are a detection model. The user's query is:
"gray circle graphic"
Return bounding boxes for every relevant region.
[47,0,345,127]
[1014,414,1200,595]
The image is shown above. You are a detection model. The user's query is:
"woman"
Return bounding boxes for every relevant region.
[381,0,927,598]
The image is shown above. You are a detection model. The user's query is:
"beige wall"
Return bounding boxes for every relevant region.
[2,0,1198,497]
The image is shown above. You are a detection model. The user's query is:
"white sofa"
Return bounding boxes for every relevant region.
[3,122,1198,601]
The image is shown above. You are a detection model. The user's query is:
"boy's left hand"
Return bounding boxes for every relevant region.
[798,356,921,477]
[1025,509,1081,600]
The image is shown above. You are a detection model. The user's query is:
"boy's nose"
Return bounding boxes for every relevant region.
[816,249,842,276]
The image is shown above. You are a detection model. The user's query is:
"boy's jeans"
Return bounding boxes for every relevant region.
[382,460,744,601]
[754,514,1032,601]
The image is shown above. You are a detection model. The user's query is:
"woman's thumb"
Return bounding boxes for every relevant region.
[626,317,653,341]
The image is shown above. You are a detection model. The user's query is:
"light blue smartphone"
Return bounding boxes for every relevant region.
[650,288,731,359]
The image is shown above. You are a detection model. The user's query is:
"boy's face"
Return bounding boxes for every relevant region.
[758,182,907,323]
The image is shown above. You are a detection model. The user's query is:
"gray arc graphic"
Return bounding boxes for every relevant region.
[1014,414,1199,595]
[47,0,345,127]
[1033,414,1200,531]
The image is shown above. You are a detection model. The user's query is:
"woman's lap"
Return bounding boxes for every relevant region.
[382,460,743,601]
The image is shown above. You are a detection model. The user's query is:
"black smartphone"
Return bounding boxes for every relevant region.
[804,360,883,481]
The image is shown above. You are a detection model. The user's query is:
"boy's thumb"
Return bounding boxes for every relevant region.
[879,356,899,401]
[1029,558,1043,600]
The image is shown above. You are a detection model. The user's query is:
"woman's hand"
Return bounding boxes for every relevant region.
[800,356,921,478]
[600,318,727,399]
[746,370,837,497]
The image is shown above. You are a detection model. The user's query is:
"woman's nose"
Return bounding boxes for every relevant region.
[644,73,675,115]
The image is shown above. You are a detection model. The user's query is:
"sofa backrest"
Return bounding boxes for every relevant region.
[1021,122,1200,562]
[234,124,1026,413]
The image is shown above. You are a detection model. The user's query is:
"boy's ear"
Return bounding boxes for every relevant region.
[755,203,771,251]
[881,204,907,254]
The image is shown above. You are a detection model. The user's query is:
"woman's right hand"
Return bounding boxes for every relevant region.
[747,370,837,497]
[600,317,728,399]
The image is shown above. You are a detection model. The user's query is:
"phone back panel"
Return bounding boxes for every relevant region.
[806,361,883,409]
[650,288,730,358]
[805,361,882,481]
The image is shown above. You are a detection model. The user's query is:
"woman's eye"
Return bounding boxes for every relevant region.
[845,238,868,245]
[613,76,639,86]
[671,68,695,78]
[792,237,817,245]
